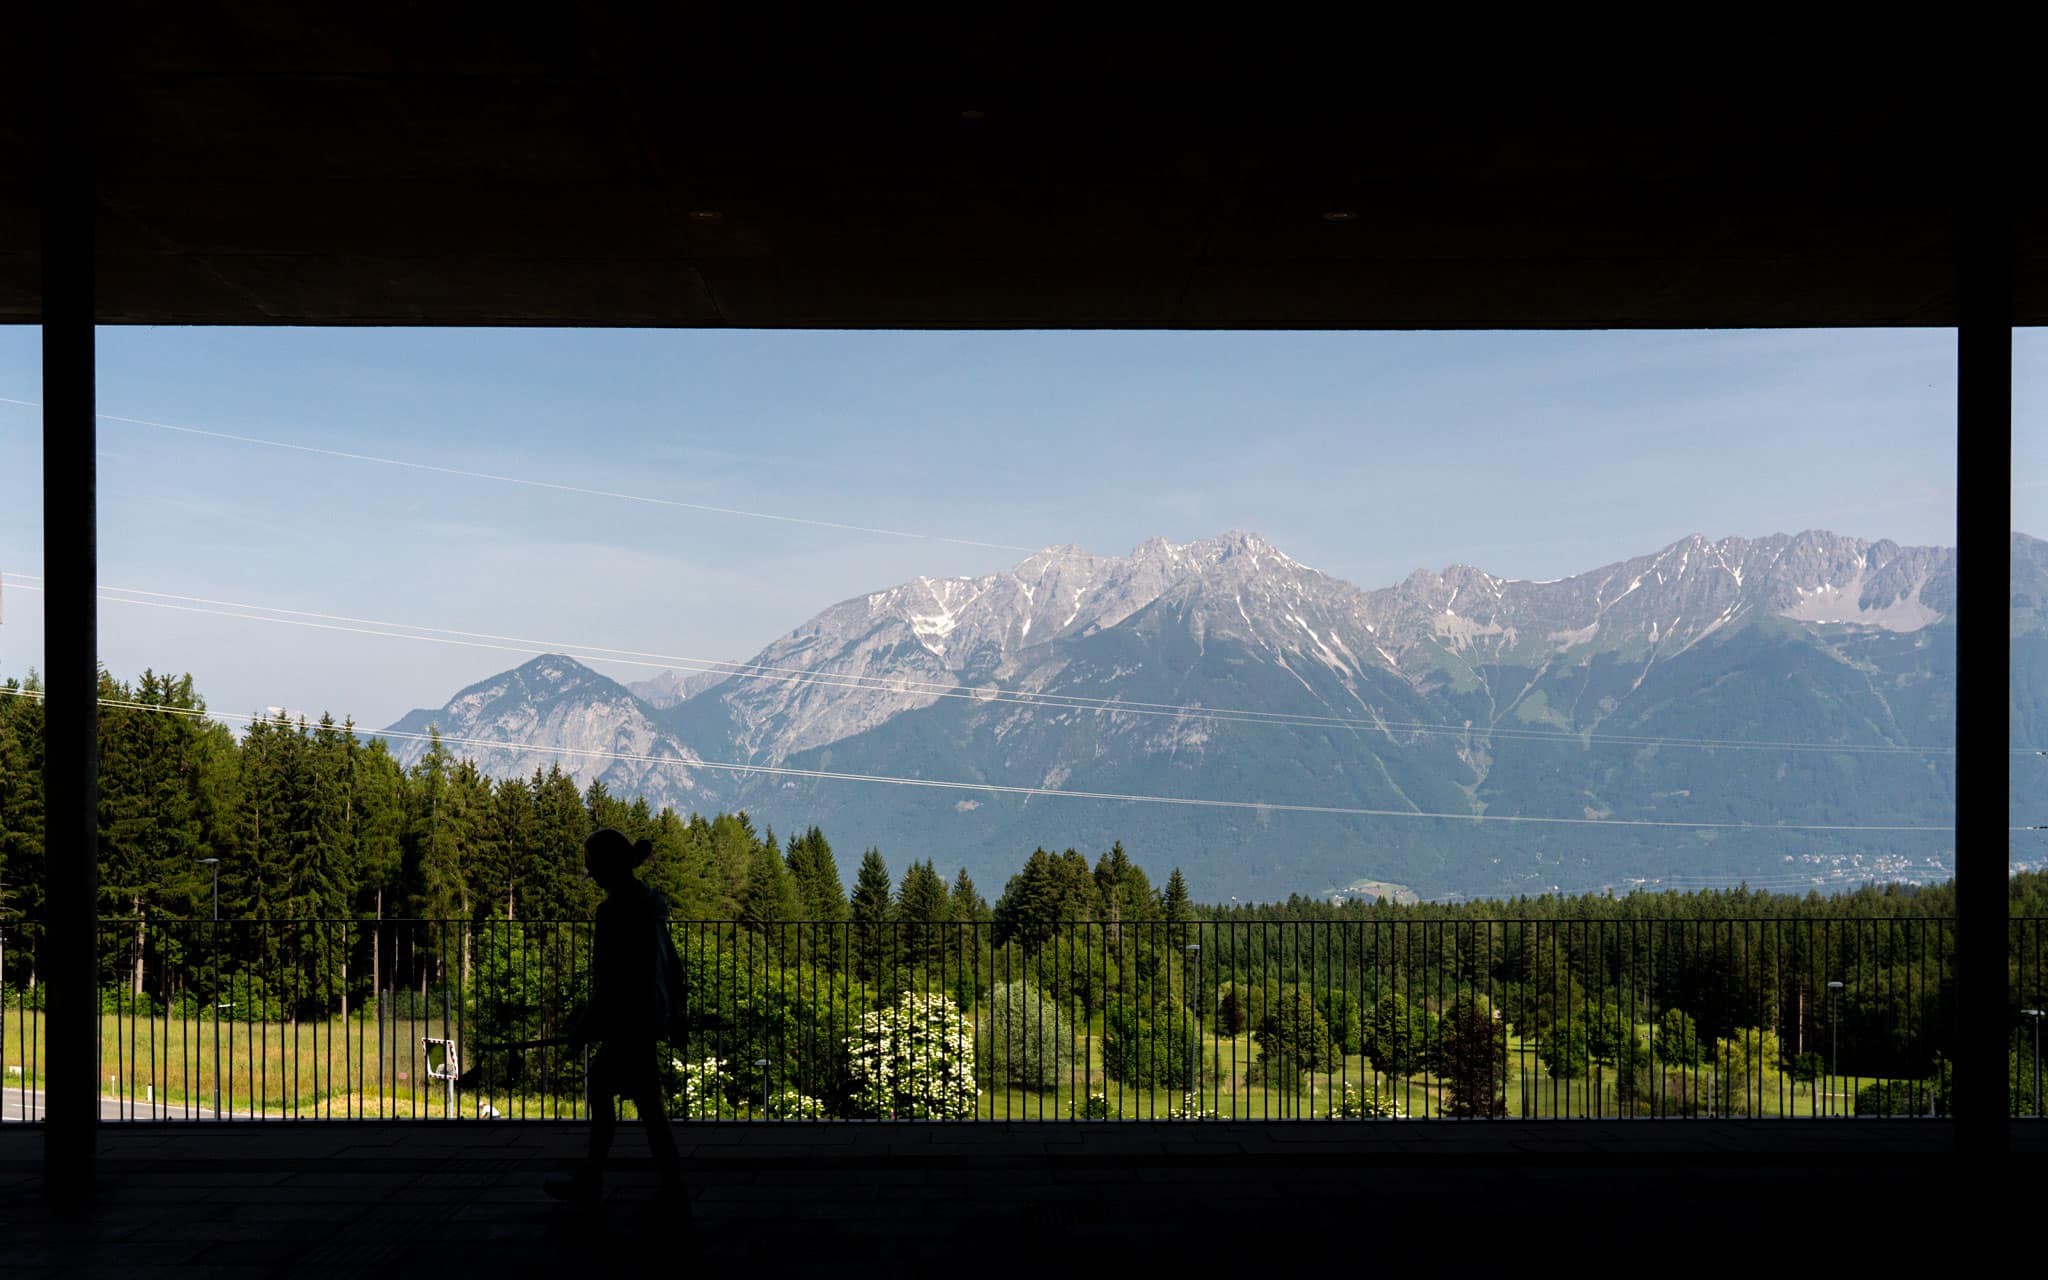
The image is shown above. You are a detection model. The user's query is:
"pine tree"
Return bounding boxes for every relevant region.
[785,827,848,970]
[1092,841,1155,935]
[950,867,989,922]
[705,812,760,917]
[740,838,800,933]
[1163,868,1192,923]
[404,729,471,957]
[530,767,598,921]
[849,848,893,983]
[896,858,950,970]
[643,808,714,920]
[993,849,1064,953]
[0,672,48,923]
[783,827,843,918]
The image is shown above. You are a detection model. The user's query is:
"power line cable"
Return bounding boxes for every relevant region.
[0,396,1039,553]
[0,574,1971,757]
[0,684,1970,834]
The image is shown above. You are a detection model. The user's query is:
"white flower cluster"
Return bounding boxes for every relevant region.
[771,1088,826,1120]
[1074,1091,1114,1120]
[847,991,978,1120]
[671,1055,733,1119]
[1165,1092,1217,1121]
[1335,1081,1401,1119]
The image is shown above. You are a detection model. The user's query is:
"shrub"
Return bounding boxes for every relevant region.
[1256,987,1337,1083]
[1436,995,1506,1118]
[769,1088,826,1120]
[1534,1014,1591,1080]
[671,1055,735,1119]
[1334,1081,1400,1119]
[1709,1027,1782,1117]
[979,980,1077,1090]
[1856,1077,1945,1117]
[1074,1091,1114,1120]
[1316,990,1365,1056]
[98,986,160,1015]
[1363,994,1431,1078]
[847,992,976,1119]
[1654,1008,1702,1066]
[1103,997,1191,1091]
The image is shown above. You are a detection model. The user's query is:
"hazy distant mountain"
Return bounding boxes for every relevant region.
[389,530,2032,901]
[627,669,732,710]
[387,654,710,806]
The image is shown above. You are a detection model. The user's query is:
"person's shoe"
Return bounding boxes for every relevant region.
[543,1169,603,1204]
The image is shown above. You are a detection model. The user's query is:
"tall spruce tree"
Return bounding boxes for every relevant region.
[0,673,48,923]
[849,848,893,983]
[993,849,1064,953]
[896,858,950,969]
[950,867,989,922]
[1162,868,1192,923]
[740,838,800,933]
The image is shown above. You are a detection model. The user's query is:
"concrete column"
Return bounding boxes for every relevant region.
[40,53,98,1197]
[1954,187,2011,1158]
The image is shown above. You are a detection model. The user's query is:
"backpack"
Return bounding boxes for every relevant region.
[650,891,691,1043]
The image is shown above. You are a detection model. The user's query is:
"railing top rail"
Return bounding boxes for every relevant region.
[41,914,1993,927]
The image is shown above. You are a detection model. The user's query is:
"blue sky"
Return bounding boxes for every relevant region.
[0,326,2033,730]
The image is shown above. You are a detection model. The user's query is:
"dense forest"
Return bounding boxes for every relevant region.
[1,669,2028,931]
[1,670,2042,1120]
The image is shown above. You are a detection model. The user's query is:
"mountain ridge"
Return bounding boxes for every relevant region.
[386,529,2021,901]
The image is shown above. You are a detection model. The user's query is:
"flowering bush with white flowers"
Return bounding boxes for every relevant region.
[1335,1081,1401,1119]
[1074,1091,1114,1120]
[671,1055,734,1119]
[847,992,977,1119]
[770,1088,827,1120]
[1164,1092,1216,1120]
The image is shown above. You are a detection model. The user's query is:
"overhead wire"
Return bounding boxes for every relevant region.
[0,396,1039,553]
[0,684,1968,835]
[0,573,1972,757]
[0,399,1990,754]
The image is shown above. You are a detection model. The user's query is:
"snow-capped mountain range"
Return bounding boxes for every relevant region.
[388,529,2005,900]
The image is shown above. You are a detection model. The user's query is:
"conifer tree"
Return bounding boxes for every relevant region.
[896,858,950,970]
[849,848,893,983]
[950,867,989,922]
[1163,868,1192,923]
[0,673,48,923]
[993,849,1064,953]
[740,838,800,933]
[785,826,847,922]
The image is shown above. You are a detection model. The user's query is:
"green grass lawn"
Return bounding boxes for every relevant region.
[2,1007,581,1118]
[0,1004,1922,1122]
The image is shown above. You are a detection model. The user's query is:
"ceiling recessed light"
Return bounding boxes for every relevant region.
[1322,210,1358,222]
[688,210,724,225]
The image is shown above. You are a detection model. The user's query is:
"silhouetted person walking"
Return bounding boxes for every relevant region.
[546,828,689,1218]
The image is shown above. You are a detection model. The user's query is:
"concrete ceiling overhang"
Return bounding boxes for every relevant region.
[4,12,2042,329]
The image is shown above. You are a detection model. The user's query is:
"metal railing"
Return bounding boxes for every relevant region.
[0,916,2040,1122]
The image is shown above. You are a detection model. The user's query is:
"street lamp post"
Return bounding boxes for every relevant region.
[1186,943,1201,1115]
[1827,980,1844,1118]
[197,858,220,922]
[2025,1010,2044,1119]
[755,1058,771,1119]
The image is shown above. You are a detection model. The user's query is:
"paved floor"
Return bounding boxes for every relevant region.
[1,1121,2035,1275]
[1,1090,254,1123]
